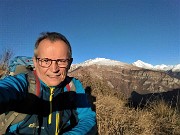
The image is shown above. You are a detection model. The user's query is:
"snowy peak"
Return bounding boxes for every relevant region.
[132,60,154,69]
[132,60,180,72]
[73,58,128,67]
[154,64,174,71]
[172,64,180,72]
[71,58,180,72]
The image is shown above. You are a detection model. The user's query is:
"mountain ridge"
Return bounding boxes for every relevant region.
[132,60,180,72]
[69,60,180,97]
[72,58,180,72]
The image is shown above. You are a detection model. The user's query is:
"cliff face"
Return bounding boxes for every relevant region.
[165,70,180,79]
[68,64,180,98]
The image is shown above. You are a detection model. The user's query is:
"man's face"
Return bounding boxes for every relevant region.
[33,39,72,86]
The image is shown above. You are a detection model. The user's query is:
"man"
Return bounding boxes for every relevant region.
[0,32,97,134]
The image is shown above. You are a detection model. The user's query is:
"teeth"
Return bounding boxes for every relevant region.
[48,75,60,78]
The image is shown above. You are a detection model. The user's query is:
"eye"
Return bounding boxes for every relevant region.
[56,59,65,63]
[42,59,51,63]
[62,59,67,62]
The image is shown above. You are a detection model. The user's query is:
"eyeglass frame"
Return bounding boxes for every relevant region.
[36,57,72,68]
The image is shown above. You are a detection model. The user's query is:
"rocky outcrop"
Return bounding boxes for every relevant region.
[165,70,180,79]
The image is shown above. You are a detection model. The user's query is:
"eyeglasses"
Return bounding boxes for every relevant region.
[36,58,71,68]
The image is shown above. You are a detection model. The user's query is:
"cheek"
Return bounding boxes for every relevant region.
[36,66,48,78]
[60,69,68,79]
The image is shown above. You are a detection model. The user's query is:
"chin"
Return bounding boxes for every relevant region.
[47,81,61,87]
[45,78,63,86]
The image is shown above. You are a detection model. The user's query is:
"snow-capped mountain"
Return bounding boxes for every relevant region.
[71,58,179,72]
[70,58,180,79]
[69,58,180,96]
[72,58,128,67]
[132,60,180,72]
[132,60,154,69]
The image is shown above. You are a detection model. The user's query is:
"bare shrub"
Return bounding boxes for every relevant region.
[0,48,13,77]
[0,48,13,70]
[96,94,180,135]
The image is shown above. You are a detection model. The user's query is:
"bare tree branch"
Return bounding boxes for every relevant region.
[0,48,14,70]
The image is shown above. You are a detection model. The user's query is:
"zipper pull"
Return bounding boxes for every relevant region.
[48,87,54,124]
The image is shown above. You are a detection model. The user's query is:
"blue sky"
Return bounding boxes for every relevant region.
[0,0,179,65]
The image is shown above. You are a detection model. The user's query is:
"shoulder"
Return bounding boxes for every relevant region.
[71,77,81,84]
[66,76,85,93]
[72,77,85,93]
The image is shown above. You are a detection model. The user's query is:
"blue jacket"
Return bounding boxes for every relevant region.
[0,73,97,135]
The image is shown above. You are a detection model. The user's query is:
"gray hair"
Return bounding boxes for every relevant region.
[34,32,72,58]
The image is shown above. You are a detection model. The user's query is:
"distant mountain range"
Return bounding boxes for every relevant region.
[70,58,180,80]
[69,58,180,97]
[72,58,180,72]
[132,60,180,72]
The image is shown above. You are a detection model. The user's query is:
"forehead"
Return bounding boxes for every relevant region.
[37,39,69,58]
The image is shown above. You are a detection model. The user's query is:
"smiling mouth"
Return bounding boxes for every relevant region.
[47,75,61,78]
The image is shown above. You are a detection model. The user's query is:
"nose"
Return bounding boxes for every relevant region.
[50,61,59,72]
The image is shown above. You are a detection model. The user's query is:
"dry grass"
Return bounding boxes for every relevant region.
[96,94,180,135]
[77,72,180,135]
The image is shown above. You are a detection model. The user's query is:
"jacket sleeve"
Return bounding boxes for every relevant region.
[0,74,28,113]
[63,78,97,135]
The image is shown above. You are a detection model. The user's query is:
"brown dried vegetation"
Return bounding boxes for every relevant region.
[69,65,180,135]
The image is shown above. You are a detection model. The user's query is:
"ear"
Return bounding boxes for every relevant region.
[70,58,73,65]
[67,58,73,70]
[33,57,37,69]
